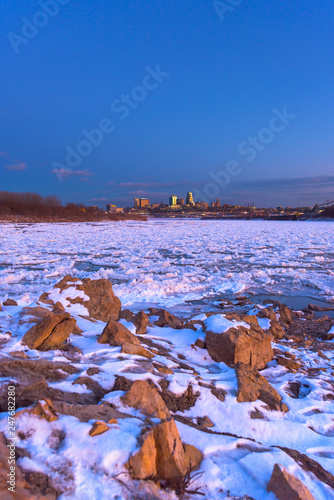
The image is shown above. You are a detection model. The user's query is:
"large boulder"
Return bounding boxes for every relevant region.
[22,313,77,351]
[205,323,273,370]
[41,275,121,322]
[98,320,140,347]
[236,362,288,412]
[127,418,202,484]
[121,380,170,420]
[267,464,315,500]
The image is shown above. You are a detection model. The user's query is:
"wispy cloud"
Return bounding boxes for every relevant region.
[116,180,199,189]
[129,190,170,198]
[5,163,27,171]
[51,168,93,180]
[0,151,8,158]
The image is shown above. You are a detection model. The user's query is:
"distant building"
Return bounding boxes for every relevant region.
[186,192,194,205]
[211,198,221,209]
[177,198,184,206]
[140,198,150,209]
[106,204,117,213]
[195,201,209,210]
[134,198,150,209]
[151,203,160,210]
[169,194,177,206]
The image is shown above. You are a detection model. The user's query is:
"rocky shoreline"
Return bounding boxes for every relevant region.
[1,277,334,499]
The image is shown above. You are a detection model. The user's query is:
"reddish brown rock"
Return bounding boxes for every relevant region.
[17,399,58,422]
[205,324,273,370]
[22,313,77,351]
[39,318,77,351]
[154,310,183,329]
[121,380,170,420]
[51,401,130,422]
[276,356,301,372]
[160,384,200,413]
[154,364,173,375]
[3,299,18,306]
[241,315,260,327]
[127,418,202,484]
[119,309,134,322]
[133,311,149,335]
[19,306,52,325]
[98,320,140,347]
[279,304,293,324]
[89,421,109,436]
[236,362,288,412]
[197,416,214,427]
[194,338,206,349]
[267,464,315,500]
[258,307,277,321]
[269,319,285,340]
[41,275,121,322]
[121,343,154,359]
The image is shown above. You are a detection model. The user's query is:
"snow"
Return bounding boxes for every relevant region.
[0,219,333,499]
[204,314,250,333]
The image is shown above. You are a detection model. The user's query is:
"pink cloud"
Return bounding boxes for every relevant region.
[5,163,27,171]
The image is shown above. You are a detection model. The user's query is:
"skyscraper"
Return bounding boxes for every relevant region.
[134,198,140,209]
[169,194,177,206]
[186,192,194,205]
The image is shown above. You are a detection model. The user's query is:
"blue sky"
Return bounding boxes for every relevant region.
[0,0,333,207]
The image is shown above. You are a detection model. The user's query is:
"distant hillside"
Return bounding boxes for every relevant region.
[0,191,146,222]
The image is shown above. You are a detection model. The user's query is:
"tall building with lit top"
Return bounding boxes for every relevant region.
[169,194,177,206]
[186,192,194,205]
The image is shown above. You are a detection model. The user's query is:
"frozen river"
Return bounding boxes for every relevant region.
[0,219,333,309]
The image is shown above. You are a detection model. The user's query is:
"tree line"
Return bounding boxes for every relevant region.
[0,191,145,221]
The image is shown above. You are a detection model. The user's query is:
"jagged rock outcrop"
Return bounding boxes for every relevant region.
[269,319,285,340]
[153,310,183,329]
[127,418,202,484]
[40,275,121,322]
[133,311,149,335]
[22,313,77,351]
[205,324,273,370]
[121,380,170,420]
[236,362,289,412]
[98,320,140,347]
[267,463,315,500]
